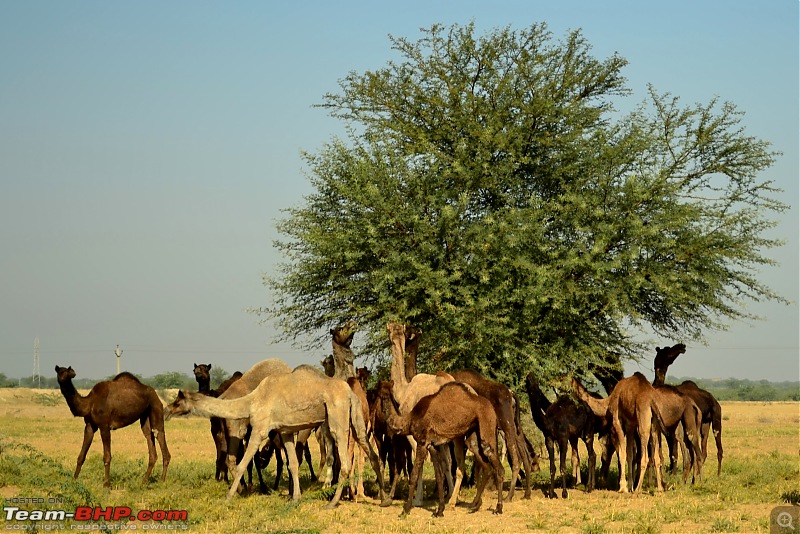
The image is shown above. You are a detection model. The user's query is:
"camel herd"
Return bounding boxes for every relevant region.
[54,322,724,519]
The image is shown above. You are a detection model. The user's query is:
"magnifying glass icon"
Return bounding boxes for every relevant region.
[777,511,795,529]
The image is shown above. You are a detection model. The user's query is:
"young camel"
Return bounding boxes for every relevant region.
[571,373,665,493]
[378,380,504,517]
[193,364,243,482]
[653,344,724,475]
[166,366,385,508]
[217,358,291,489]
[55,365,170,488]
[525,373,602,498]
[450,369,532,500]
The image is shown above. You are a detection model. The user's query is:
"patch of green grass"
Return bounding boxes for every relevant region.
[32,392,62,406]
[710,517,740,532]
[782,489,800,504]
[580,521,607,534]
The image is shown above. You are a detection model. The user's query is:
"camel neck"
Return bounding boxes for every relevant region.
[652,369,667,387]
[331,343,355,380]
[572,379,609,418]
[187,392,252,420]
[388,334,408,388]
[58,379,90,417]
[381,396,410,436]
[196,380,211,395]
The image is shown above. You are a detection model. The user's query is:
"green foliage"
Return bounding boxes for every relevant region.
[144,371,193,390]
[254,23,781,386]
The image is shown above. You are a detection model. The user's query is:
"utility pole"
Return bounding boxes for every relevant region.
[33,337,40,388]
[115,344,123,375]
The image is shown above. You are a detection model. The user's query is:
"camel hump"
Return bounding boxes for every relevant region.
[114,372,142,383]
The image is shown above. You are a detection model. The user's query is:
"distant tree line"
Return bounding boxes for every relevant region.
[668,376,800,402]
[0,369,796,401]
[0,367,234,392]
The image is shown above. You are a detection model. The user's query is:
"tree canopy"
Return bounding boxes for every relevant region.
[262,22,786,386]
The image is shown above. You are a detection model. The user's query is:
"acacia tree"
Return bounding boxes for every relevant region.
[263,23,786,385]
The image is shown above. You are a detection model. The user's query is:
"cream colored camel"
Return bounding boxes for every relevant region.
[572,372,665,493]
[218,358,291,482]
[166,366,385,508]
[320,322,371,500]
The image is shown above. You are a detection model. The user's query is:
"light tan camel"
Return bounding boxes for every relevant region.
[653,343,724,475]
[386,321,463,507]
[166,366,385,508]
[378,380,504,517]
[217,358,291,484]
[571,372,665,493]
[56,365,170,488]
[319,322,372,500]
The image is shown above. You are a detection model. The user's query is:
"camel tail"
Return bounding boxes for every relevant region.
[649,398,668,434]
[712,401,723,475]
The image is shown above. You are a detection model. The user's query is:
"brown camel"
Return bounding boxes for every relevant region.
[166,366,385,507]
[571,373,665,493]
[193,364,244,482]
[377,380,504,517]
[648,382,705,485]
[525,373,603,498]
[55,365,170,488]
[370,380,414,504]
[450,369,532,500]
[653,344,724,475]
[386,321,461,507]
[217,358,291,487]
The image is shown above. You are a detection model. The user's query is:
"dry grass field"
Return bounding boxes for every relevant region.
[1,387,798,533]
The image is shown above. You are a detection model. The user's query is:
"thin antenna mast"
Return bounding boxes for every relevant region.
[33,337,40,388]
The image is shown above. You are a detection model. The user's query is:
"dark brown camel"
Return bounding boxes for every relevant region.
[450,369,532,500]
[370,380,414,505]
[55,365,170,488]
[526,374,605,498]
[193,364,241,482]
[649,382,705,484]
[653,344,723,475]
[377,380,504,517]
[571,372,664,493]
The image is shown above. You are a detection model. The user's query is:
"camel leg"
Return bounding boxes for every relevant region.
[516,430,533,499]
[634,417,653,493]
[614,420,629,493]
[153,426,170,483]
[649,427,664,492]
[99,427,113,489]
[74,422,96,481]
[282,434,303,501]
[447,437,466,508]
[558,438,569,499]
[403,441,428,516]
[319,424,335,488]
[504,427,521,502]
[226,427,269,500]
[570,437,581,486]
[429,445,447,518]
[465,432,503,515]
[585,434,596,493]
[301,440,317,482]
[545,436,557,499]
[139,416,158,484]
[324,423,353,509]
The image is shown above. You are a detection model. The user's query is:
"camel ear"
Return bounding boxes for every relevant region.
[207,364,212,370]
[177,390,186,400]
[193,363,198,369]
[386,379,394,388]
[330,328,336,335]
[655,347,661,351]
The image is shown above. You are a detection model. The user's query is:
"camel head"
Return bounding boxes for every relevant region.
[356,366,371,386]
[55,365,76,383]
[320,355,335,377]
[330,320,357,348]
[193,363,211,381]
[386,321,405,339]
[165,390,194,420]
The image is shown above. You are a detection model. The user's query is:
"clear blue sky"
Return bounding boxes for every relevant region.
[1,1,797,382]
